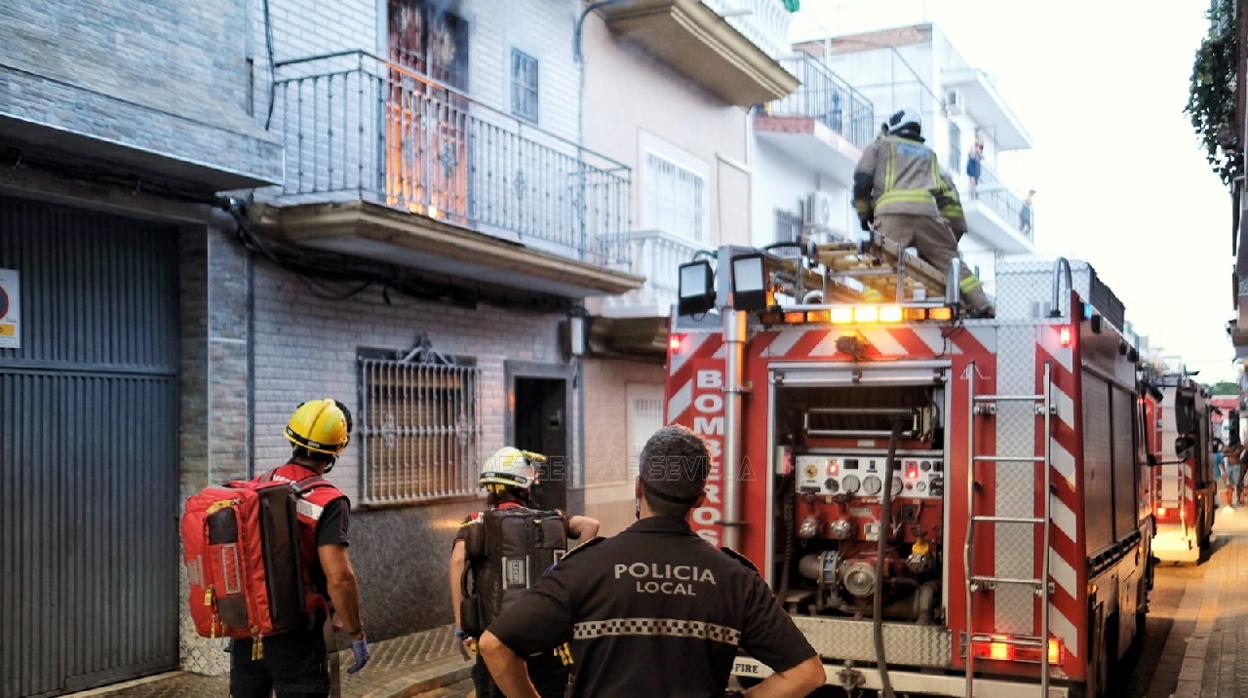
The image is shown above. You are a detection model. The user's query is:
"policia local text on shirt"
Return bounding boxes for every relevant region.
[479,425,825,698]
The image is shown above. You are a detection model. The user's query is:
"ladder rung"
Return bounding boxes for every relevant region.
[972,455,1045,462]
[973,395,1045,402]
[972,515,1045,524]
[971,575,1044,587]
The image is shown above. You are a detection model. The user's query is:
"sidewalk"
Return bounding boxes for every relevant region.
[71,624,473,698]
[1172,507,1248,697]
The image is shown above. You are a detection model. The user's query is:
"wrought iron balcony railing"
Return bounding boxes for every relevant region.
[272,51,632,265]
[702,0,793,60]
[771,52,875,149]
[975,165,1033,240]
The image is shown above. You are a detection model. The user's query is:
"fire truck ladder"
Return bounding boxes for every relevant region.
[964,362,1054,698]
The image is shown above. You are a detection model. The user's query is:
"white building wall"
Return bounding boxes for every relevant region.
[752,140,856,247]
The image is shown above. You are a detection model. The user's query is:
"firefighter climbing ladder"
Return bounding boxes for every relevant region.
[964,362,1054,698]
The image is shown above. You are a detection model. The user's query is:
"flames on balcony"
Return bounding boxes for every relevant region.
[272,50,632,266]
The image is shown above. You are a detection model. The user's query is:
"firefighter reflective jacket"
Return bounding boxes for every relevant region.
[854,135,966,236]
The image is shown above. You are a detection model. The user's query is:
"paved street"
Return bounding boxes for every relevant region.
[1115,507,1248,698]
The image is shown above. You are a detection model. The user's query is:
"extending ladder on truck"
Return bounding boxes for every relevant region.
[964,362,1056,698]
[773,234,954,305]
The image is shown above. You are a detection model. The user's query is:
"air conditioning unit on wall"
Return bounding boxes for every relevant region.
[804,191,836,230]
[946,89,963,116]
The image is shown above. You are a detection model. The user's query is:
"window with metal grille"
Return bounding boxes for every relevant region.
[511,49,539,123]
[774,208,803,244]
[358,350,482,504]
[644,152,705,241]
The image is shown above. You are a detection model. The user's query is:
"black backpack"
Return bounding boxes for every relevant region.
[460,507,568,636]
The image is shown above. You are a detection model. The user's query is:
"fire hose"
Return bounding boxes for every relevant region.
[873,422,906,698]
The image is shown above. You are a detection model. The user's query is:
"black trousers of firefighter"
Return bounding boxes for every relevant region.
[230,614,332,697]
[472,647,568,698]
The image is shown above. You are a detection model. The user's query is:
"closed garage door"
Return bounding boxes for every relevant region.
[0,196,179,696]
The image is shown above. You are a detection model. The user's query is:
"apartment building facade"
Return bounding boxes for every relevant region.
[799,23,1036,295]
[579,0,799,535]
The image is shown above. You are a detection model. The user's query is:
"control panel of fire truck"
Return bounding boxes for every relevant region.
[779,386,946,623]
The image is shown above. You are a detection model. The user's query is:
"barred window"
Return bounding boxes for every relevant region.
[511,49,539,123]
[774,208,803,244]
[359,351,482,504]
[644,152,705,241]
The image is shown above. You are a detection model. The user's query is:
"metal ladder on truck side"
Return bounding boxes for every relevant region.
[964,362,1055,698]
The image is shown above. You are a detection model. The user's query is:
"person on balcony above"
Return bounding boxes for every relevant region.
[1020,189,1036,234]
[853,108,994,318]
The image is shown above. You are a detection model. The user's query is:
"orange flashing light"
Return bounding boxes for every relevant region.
[807,310,831,323]
[668,336,682,352]
[928,307,954,321]
[989,642,1011,661]
[783,311,806,324]
[879,305,903,323]
[1059,326,1073,347]
[970,637,1061,665]
[854,306,879,323]
[830,307,854,324]
[1048,639,1061,665]
[1157,506,1167,516]
[903,307,927,321]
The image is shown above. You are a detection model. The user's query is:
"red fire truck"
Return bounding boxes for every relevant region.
[665,246,1152,697]
[1145,366,1215,563]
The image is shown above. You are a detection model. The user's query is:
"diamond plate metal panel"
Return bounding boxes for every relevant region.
[993,325,1038,634]
[793,616,952,667]
[994,259,1095,321]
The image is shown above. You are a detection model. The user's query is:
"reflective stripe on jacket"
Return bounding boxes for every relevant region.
[854,135,964,229]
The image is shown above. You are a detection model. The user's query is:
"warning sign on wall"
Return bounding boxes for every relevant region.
[0,268,20,349]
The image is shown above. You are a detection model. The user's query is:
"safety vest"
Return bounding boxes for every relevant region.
[855,135,964,228]
[266,462,348,600]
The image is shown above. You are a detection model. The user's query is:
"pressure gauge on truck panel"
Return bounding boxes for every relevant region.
[861,475,882,496]
[892,476,904,497]
[842,474,861,495]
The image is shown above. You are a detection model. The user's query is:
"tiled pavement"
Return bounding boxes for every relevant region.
[70,625,473,698]
[1170,508,1248,698]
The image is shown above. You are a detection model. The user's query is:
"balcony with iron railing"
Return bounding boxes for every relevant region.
[599,230,715,317]
[702,0,793,61]
[754,52,873,186]
[264,51,641,298]
[963,164,1034,254]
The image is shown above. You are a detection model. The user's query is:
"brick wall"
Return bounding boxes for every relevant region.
[0,0,279,184]
[582,357,664,536]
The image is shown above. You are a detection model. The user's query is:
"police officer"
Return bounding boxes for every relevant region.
[450,447,599,698]
[854,108,994,317]
[231,399,371,697]
[479,426,824,698]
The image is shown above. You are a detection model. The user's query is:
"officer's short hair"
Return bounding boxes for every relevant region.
[639,425,709,517]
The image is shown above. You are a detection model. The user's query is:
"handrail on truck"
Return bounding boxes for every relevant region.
[1049,257,1073,319]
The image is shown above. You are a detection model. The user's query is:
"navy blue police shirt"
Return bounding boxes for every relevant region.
[486,516,816,698]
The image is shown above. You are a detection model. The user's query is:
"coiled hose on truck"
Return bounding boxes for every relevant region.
[873,423,904,698]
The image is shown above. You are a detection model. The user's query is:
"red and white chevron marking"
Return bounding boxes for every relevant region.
[1036,325,1083,667]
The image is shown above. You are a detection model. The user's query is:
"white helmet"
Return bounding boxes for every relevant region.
[480,446,546,489]
[884,108,922,137]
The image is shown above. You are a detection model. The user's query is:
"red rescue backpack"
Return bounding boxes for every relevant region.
[181,469,337,654]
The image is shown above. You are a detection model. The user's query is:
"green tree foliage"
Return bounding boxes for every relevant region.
[1186,0,1242,186]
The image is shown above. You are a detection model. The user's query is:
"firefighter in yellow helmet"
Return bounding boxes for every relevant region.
[231,399,370,697]
[449,447,599,698]
[854,108,994,317]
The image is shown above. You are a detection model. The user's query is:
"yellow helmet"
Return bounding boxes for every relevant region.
[480,446,546,489]
[285,399,352,456]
